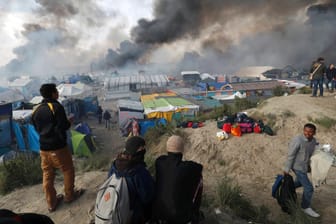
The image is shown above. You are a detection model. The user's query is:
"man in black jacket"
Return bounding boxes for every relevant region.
[152,135,203,224]
[32,83,83,213]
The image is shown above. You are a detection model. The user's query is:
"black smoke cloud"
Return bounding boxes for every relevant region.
[103,0,328,72]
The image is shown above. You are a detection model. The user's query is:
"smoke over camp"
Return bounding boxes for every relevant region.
[2,0,336,76]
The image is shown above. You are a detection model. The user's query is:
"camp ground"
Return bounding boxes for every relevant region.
[0,107,97,163]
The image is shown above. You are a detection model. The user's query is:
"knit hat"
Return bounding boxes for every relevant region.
[166,135,184,153]
[125,136,146,155]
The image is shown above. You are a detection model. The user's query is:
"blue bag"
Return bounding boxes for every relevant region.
[272,174,283,198]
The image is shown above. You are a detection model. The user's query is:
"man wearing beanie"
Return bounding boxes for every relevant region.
[107,136,155,224]
[152,135,203,224]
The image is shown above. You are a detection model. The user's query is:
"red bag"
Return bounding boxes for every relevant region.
[222,123,232,133]
[254,123,262,133]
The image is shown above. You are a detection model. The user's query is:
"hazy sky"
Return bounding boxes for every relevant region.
[1,0,335,76]
[0,0,153,66]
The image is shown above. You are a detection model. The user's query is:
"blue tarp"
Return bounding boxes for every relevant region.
[138,118,167,136]
[75,122,91,135]
[83,96,99,114]
[12,122,25,150]
[0,103,12,149]
[26,124,40,153]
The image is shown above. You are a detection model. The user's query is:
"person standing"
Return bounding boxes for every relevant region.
[310,57,326,97]
[107,136,155,224]
[152,135,203,224]
[103,110,111,129]
[325,63,336,92]
[284,123,320,218]
[96,106,103,124]
[32,83,84,213]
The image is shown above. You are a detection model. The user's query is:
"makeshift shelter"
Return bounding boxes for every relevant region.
[57,82,93,99]
[0,103,13,156]
[141,93,199,122]
[8,76,41,100]
[119,118,167,137]
[0,86,24,104]
[70,130,96,157]
[117,99,144,126]
[104,74,169,92]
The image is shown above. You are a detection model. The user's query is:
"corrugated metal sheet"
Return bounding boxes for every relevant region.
[231,80,282,91]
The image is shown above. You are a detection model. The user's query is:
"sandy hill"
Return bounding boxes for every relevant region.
[1,93,336,223]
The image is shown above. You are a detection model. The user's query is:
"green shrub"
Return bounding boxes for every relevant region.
[273,85,287,96]
[0,153,42,195]
[217,177,271,223]
[281,110,295,118]
[298,86,312,94]
[75,153,111,172]
[233,98,258,113]
[312,116,336,129]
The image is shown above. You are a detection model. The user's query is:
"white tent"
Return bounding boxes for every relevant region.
[0,86,24,103]
[57,83,93,99]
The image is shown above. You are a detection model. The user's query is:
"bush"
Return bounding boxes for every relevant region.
[217,177,271,223]
[310,116,336,129]
[273,85,287,96]
[75,153,111,172]
[0,153,42,195]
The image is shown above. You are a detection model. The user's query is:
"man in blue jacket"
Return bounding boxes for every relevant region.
[108,136,155,224]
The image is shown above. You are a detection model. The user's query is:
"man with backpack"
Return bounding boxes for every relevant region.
[95,136,155,224]
[31,83,84,213]
[151,135,203,224]
[284,123,320,218]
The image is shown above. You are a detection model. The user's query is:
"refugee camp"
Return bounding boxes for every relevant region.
[1,1,336,224]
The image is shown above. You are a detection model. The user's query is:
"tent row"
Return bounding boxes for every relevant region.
[104,74,169,92]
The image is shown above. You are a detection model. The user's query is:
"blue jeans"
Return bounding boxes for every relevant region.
[293,170,314,209]
[312,78,324,96]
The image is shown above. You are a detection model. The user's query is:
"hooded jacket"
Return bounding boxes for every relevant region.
[152,152,203,223]
[31,99,70,150]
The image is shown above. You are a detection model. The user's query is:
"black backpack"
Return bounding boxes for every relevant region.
[275,174,297,214]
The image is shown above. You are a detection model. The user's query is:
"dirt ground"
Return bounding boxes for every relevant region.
[1,92,336,223]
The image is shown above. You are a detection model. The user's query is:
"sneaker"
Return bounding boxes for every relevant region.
[302,207,320,218]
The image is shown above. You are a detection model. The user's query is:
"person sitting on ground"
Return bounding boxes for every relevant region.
[108,136,155,224]
[151,135,203,224]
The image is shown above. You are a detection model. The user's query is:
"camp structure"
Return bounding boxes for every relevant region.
[117,99,144,126]
[70,130,96,157]
[57,82,93,99]
[0,86,25,105]
[8,76,41,100]
[104,74,169,96]
[141,92,199,122]
[0,103,13,156]
[181,71,201,86]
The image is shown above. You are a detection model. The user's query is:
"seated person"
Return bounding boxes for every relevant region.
[108,136,155,224]
[152,135,203,224]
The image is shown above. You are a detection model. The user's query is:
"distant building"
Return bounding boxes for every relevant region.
[181,71,201,86]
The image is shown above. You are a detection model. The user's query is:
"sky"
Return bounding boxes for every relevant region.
[1,0,336,77]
